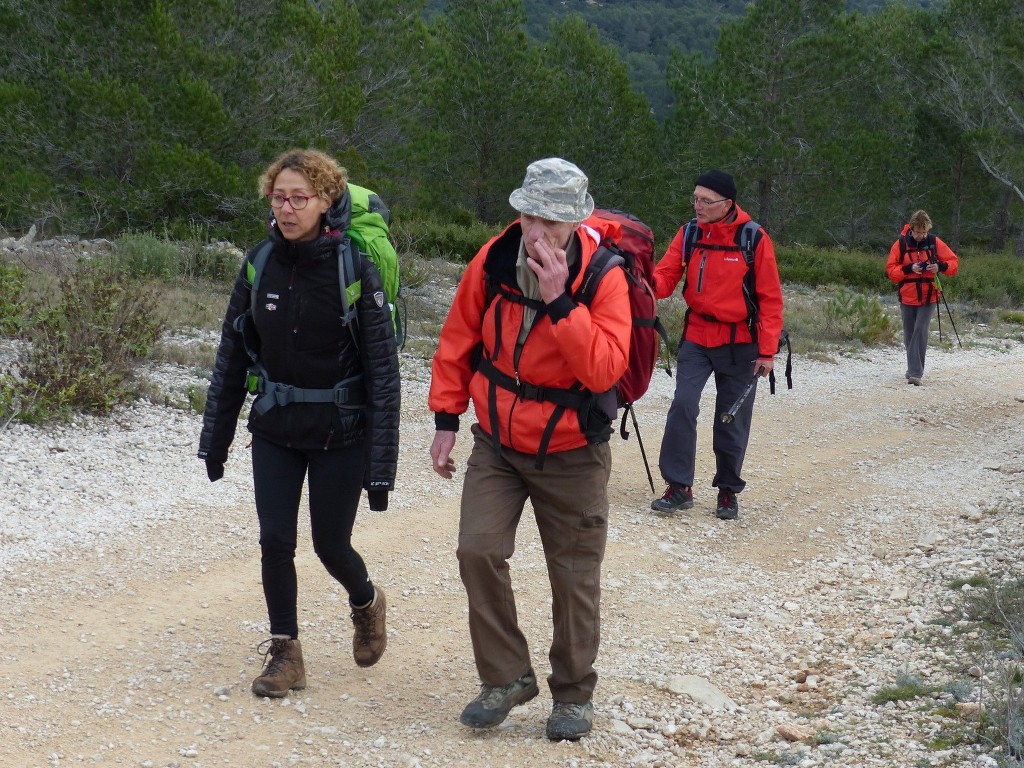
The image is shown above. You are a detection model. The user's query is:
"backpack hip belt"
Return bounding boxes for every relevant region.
[252,373,366,416]
[475,355,606,470]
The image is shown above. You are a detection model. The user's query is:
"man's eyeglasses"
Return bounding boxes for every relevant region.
[691,195,728,207]
[268,194,314,210]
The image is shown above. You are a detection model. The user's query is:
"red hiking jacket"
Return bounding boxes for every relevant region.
[886,224,959,306]
[429,219,630,456]
[652,204,784,359]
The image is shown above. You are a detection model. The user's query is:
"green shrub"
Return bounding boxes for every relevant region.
[13,257,164,421]
[392,214,496,263]
[777,245,891,294]
[113,231,239,283]
[872,672,936,704]
[824,287,895,346]
[0,261,26,334]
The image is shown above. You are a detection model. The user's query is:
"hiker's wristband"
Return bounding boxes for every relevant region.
[547,294,573,322]
[434,412,459,432]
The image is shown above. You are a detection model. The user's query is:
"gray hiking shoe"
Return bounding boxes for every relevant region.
[459,668,540,728]
[716,490,739,520]
[546,700,594,741]
[651,483,693,514]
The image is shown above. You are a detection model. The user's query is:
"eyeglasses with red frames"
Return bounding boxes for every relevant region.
[267,194,314,210]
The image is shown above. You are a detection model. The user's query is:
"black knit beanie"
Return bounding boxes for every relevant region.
[694,169,737,201]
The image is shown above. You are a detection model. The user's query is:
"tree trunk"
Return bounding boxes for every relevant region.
[992,186,1012,252]
[757,176,773,234]
[950,149,964,251]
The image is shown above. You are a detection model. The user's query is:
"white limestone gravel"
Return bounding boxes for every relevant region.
[1,312,1023,767]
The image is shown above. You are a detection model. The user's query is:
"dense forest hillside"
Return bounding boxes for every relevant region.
[518,0,934,116]
[0,0,1020,254]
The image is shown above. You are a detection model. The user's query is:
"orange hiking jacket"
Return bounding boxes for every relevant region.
[886,224,959,306]
[652,204,784,358]
[429,219,630,456]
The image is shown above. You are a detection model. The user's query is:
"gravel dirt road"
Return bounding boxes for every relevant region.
[1,336,1022,768]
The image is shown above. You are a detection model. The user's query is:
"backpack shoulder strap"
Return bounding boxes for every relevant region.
[246,240,274,300]
[575,245,625,307]
[898,233,908,259]
[738,220,763,267]
[682,218,699,264]
[337,238,361,345]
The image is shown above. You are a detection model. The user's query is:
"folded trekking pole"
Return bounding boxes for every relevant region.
[622,404,656,494]
[720,372,761,424]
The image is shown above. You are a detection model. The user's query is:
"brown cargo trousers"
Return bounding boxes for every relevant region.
[457,423,611,704]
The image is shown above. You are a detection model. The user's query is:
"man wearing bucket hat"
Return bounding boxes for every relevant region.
[649,169,784,520]
[428,158,631,740]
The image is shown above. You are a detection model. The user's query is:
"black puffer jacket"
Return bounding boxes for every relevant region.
[198,194,400,496]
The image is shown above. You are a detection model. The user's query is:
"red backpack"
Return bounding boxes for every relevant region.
[581,208,671,491]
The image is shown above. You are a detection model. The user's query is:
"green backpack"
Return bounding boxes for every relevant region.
[345,183,403,345]
[245,182,404,348]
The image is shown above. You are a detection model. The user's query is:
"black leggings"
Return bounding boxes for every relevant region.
[251,436,374,638]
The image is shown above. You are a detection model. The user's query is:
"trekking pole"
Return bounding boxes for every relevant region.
[720,372,761,424]
[934,274,963,348]
[624,404,656,494]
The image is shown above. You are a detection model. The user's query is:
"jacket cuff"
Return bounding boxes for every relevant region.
[902,264,914,274]
[938,261,948,272]
[368,490,389,511]
[546,294,574,323]
[434,412,460,432]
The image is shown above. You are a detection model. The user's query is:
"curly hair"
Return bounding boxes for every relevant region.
[259,148,348,203]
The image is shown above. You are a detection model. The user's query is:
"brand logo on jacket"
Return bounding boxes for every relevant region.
[724,256,740,262]
[265,303,277,311]
[373,291,385,308]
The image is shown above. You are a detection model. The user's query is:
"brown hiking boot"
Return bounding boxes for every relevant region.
[251,636,306,698]
[351,587,387,667]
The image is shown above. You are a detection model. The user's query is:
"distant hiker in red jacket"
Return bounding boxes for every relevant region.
[649,169,784,521]
[885,210,959,386]
[428,157,630,741]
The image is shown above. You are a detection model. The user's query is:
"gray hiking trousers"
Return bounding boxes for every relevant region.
[658,340,759,493]
[901,302,935,380]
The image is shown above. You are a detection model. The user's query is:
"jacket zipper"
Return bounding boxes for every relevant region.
[507,309,536,452]
[290,265,299,335]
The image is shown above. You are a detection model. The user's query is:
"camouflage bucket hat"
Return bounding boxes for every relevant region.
[509,157,595,223]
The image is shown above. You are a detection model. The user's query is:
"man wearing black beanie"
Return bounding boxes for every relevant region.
[648,169,784,520]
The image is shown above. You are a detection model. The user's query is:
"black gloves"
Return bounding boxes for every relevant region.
[206,459,225,482]
[368,490,389,511]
